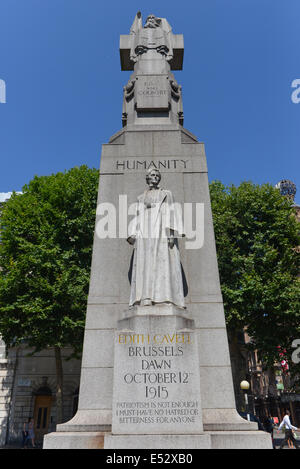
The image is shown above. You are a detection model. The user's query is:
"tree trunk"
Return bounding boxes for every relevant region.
[54,346,64,424]
[228,329,248,412]
[5,347,20,445]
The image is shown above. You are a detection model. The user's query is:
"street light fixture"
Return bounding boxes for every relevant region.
[240,380,250,421]
[240,380,250,391]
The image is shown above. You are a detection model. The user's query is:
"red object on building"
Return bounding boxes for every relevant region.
[277,346,289,373]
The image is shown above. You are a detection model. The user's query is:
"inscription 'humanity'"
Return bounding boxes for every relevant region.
[116,159,189,170]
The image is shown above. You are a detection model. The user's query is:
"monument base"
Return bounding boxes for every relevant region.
[43,430,272,449]
[104,431,272,449]
[104,433,211,449]
[209,431,272,449]
[43,311,272,450]
[43,431,105,449]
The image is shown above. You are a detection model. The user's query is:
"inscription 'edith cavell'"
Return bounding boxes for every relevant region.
[118,332,191,345]
[116,159,189,171]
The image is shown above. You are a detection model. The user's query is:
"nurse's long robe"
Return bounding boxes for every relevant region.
[128,187,185,308]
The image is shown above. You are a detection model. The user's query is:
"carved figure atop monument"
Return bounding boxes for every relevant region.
[127,169,185,309]
[120,12,184,127]
[129,12,174,63]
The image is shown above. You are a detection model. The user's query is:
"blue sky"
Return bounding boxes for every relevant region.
[0,0,299,202]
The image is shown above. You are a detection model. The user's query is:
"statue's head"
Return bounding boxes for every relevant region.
[146,168,161,187]
[144,14,161,29]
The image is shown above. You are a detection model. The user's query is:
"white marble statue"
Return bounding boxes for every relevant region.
[127,169,185,308]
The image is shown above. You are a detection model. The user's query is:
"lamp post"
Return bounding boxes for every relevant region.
[240,380,250,421]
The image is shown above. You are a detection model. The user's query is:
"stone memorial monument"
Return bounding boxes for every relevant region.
[44,13,272,449]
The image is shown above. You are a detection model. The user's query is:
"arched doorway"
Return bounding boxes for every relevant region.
[33,386,52,443]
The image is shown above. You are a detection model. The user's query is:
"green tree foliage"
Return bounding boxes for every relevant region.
[0,165,98,353]
[210,181,300,370]
[0,165,99,422]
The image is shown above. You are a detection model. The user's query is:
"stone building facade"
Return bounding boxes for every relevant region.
[0,340,81,447]
[0,338,11,446]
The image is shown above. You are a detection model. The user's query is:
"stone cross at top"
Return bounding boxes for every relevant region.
[120,12,184,71]
[120,13,184,127]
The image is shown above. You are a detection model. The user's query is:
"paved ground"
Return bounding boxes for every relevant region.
[1,443,42,450]
[273,432,300,449]
[1,433,300,450]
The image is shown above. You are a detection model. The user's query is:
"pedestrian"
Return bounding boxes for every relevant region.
[262,414,275,449]
[277,410,300,449]
[24,417,35,448]
[22,419,29,448]
[287,436,294,449]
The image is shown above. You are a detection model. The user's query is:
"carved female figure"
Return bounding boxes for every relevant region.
[127,169,185,308]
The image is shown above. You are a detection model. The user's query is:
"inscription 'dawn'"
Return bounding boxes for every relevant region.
[116,159,189,170]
